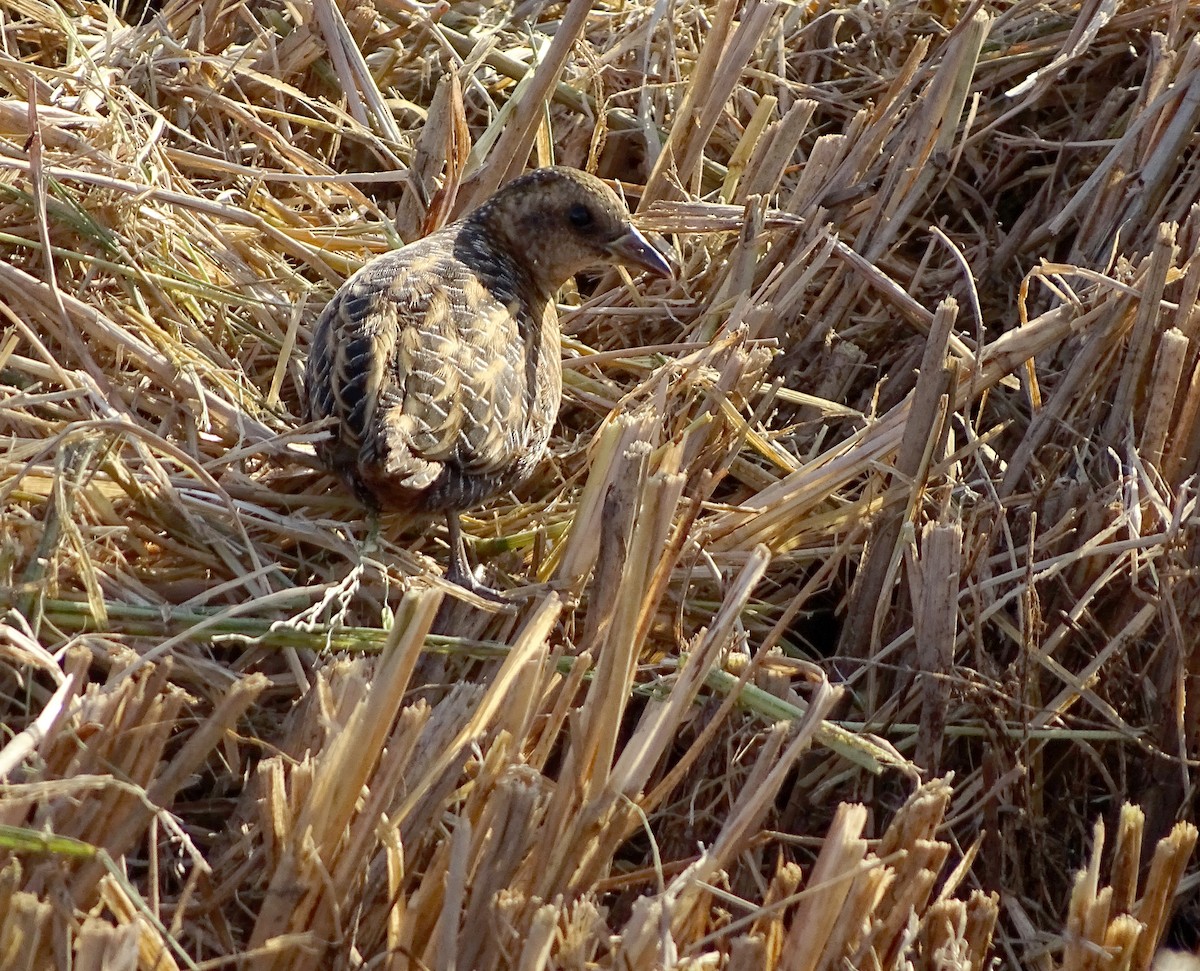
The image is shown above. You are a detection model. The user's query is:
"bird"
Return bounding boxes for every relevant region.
[304,166,674,598]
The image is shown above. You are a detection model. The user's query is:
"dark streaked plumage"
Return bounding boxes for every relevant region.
[305,166,673,596]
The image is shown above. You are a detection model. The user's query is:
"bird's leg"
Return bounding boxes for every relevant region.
[444,513,508,602]
[445,513,472,585]
[363,511,381,557]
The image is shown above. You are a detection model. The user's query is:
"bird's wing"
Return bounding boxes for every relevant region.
[306,261,396,490]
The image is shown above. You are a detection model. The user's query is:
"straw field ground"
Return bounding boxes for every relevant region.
[2,0,1200,968]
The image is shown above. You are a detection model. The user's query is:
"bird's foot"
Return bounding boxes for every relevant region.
[443,514,518,607]
[444,562,515,607]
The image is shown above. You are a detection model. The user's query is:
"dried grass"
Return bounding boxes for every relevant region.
[2,0,1200,968]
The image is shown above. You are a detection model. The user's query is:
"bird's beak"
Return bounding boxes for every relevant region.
[607,226,676,279]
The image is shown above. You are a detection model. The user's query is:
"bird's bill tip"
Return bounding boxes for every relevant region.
[607,226,676,279]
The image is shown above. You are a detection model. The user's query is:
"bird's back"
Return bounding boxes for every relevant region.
[304,221,562,515]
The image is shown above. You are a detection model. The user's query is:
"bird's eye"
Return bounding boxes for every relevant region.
[568,203,593,228]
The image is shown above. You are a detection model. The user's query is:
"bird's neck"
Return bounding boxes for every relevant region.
[456,212,560,304]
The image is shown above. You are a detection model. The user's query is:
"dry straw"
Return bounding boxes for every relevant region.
[1,0,1199,968]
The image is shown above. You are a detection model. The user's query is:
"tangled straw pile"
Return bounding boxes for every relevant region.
[2,0,1200,967]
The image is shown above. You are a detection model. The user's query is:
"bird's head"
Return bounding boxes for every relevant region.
[467,166,675,291]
